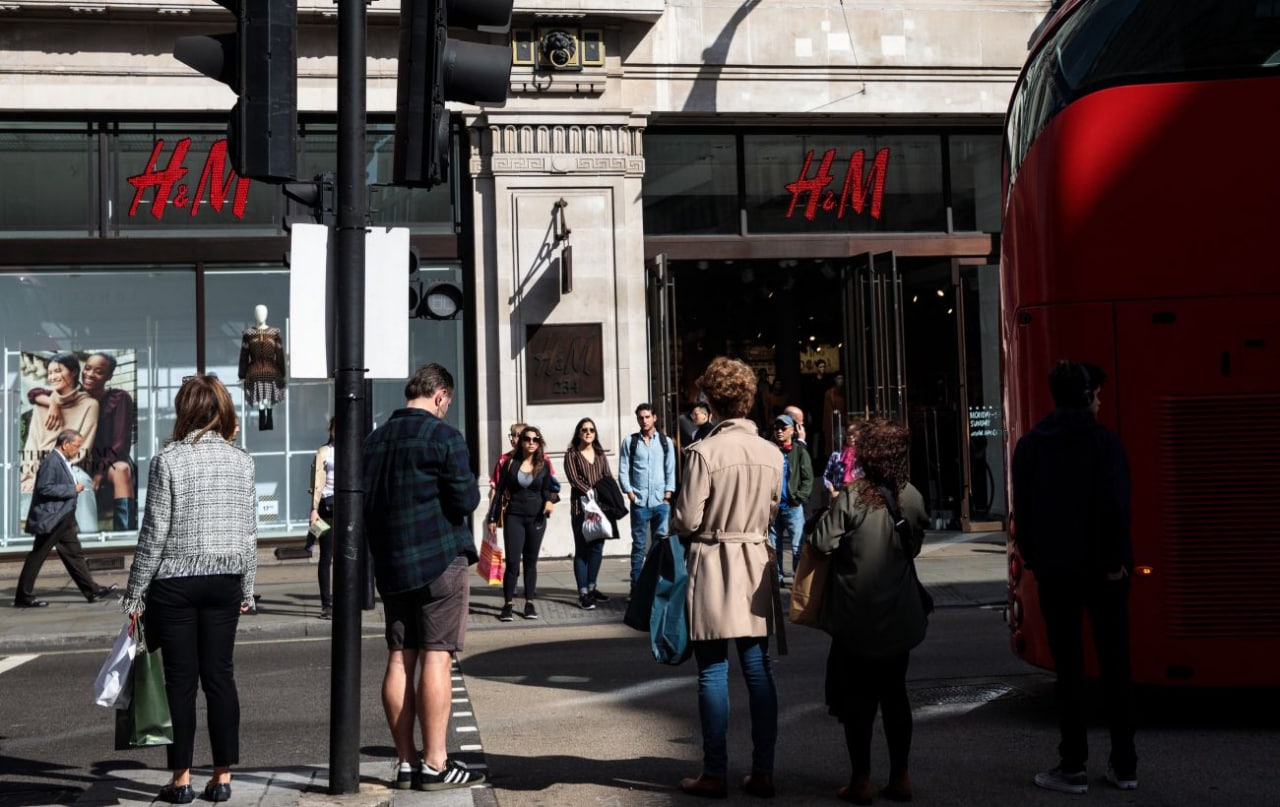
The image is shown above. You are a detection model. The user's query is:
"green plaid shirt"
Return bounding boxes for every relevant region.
[362,408,480,596]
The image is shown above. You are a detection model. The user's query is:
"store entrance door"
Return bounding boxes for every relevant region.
[646,253,680,433]
[844,251,907,424]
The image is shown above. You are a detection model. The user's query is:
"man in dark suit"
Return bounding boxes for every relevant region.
[15,428,115,608]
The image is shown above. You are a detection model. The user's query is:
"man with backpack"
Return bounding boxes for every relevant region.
[619,403,677,600]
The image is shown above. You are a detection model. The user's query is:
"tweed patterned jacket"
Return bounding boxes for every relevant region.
[123,431,258,614]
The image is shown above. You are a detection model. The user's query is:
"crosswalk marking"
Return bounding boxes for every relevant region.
[0,654,38,675]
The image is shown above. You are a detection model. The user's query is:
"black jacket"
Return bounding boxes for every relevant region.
[1011,407,1132,578]
[488,460,556,523]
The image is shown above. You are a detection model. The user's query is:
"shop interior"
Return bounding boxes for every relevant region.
[662,256,1005,529]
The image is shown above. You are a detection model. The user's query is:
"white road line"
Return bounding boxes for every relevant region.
[0,654,39,675]
[460,744,482,752]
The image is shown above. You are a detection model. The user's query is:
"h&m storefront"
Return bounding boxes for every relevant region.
[0,118,471,555]
[641,125,1008,530]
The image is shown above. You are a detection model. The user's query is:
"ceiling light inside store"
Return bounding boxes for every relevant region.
[936,289,945,297]
[912,294,919,303]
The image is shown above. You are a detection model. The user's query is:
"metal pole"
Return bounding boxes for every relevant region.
[329,0,367,794]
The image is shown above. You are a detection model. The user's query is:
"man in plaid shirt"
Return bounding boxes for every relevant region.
[363,362,485,791]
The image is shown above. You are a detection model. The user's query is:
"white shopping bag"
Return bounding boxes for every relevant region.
[94,618,138,708]
[581,490,614,542]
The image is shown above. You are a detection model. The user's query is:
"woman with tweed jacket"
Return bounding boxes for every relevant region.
[122,374,257,804]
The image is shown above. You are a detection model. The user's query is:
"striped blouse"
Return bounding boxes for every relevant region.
[564,446,613,511]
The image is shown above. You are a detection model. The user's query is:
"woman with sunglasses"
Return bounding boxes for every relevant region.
[564,417,616,610]
[486,426,557,622]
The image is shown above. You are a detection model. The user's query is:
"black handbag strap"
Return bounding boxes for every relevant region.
[876,485,921,568]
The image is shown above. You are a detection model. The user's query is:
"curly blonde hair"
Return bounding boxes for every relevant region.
[696,357,756,420]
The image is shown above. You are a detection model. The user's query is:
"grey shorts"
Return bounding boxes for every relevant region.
[383,556,469,652]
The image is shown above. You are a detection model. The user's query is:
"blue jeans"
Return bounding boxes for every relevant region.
[693,636,778,778]
[629,503,670,585]
[768,503,806,580]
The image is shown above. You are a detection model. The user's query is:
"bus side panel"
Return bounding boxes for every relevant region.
[1115,296,1280,686]
[1006,301,1116,674]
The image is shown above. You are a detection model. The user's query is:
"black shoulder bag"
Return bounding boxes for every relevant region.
[877,486,935,615]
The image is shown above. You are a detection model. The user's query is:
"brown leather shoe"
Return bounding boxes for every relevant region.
[881,771,913,802]
[679,775,728,799]
[742,773,775,798]
[837,772,873,806]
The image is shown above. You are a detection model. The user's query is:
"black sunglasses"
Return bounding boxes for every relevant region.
[181,372,219,383]
[580,427,596,433]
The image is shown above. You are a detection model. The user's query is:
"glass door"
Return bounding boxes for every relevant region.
[646,254,680,437]
[844,251,907,421]
[957,262,1006,529]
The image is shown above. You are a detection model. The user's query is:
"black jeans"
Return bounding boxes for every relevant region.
[145,574,242,771]
[502,511,546,602]
[1037,573,1137,773]
[317,496,334,609]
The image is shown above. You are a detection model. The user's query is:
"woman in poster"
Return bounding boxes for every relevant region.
[20,353,98,494]
[27,351,137,530]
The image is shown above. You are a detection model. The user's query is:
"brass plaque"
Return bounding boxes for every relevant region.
[526,323,604,404]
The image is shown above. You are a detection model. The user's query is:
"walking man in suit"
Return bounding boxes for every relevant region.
[15,428,116,608]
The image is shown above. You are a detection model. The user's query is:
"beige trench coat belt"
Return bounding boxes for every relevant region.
[689,530,788,656]
[690,531,768,543]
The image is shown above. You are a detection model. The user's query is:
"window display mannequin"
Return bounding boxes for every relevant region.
[237,304,286,430]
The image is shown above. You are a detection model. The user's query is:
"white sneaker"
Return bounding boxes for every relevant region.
[1105,764,1138,790]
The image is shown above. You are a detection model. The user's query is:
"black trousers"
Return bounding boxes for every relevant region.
[16,513,97,602]
[502,512,546,602]
[145,575,243,771]
[831,648,913,778]
[317,496,334,609]
[1037,573,1137,772]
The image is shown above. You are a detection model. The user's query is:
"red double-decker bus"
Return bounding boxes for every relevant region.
[1001,0,1280,685]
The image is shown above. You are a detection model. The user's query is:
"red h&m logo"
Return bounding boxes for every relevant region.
[785,147,890,221]
[126,138,250,220]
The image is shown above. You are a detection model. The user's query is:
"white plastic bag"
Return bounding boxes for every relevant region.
[94,618,138,708]
[581,490,613,542]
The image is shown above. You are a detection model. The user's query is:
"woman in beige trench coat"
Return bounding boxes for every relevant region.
[671,356,784,799]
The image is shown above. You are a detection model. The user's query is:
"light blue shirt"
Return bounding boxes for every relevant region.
[618,430,677,508]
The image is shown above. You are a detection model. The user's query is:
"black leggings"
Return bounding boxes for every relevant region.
[502,512,546,602]
[839,651,912,778]
[145,574,243,771]
[317,497,334,609]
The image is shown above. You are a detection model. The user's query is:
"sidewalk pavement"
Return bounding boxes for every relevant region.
[0,531,1007,806]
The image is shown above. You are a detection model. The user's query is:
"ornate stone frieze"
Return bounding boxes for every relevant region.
[470,116,647,178]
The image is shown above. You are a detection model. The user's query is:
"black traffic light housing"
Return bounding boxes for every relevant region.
[393,0,514,188]
[175,0,298,182]
[283,173,336,227]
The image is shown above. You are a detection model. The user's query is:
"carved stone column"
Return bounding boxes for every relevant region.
[468,110,648,556]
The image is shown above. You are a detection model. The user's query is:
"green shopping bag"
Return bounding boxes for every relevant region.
[113,622,173,749]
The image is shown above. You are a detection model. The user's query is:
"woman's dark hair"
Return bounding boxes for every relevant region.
[568,417,599,452]
[697,356,756,419]
[48,352,82,387]
[518,426,547,474]
[89,351,118,375]
[172,374,238,443]
[848,418,911,507]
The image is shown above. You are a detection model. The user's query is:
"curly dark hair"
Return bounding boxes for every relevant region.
[696,356,756,420]
[848,418,911,508]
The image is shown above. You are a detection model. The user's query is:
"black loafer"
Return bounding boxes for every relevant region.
[202,781,232,802]
[157,783,194,804]
[87,584,118,603]
[14,599,49,609]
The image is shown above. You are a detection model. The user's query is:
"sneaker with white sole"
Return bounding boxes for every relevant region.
[417,759,485,791]
[1105,764,1138,790]
[1034,765,1087,794]
[390,761,416,790]
[578,593,596,610]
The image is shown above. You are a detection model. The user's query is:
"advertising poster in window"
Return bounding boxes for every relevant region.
[18,350,139,534]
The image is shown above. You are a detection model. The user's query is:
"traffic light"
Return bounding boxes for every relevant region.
[174,0,298,182]
[283,173,336,227]
[393,0,514,188]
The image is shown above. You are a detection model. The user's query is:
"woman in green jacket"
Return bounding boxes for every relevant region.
[807,419,930,805]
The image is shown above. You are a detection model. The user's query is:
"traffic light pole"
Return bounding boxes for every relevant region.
[329,0,367,795]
